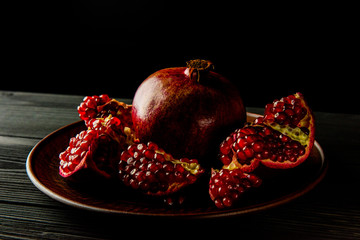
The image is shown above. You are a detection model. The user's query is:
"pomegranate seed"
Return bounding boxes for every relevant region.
[154,153,165,162]
[293,106,302,115]
[280,134,290,142]
[245,135,257,144]
[243,146,254,158]
[144,149,155,159]
[285,109,295,117]
[222,197,233,207]
[137,143,146,152]
[220,142,231,155]
[147,142,159,150]
[252,141,264,153]
[237,138,247,149]
[236,150,247,163]
[275,112,287,122]
[220,155,231,165]
[176,164,185,173]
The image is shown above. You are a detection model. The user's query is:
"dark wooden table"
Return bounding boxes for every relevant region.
[1,91,359,239]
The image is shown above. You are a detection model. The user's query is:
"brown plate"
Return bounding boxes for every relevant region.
[26,113,327,218]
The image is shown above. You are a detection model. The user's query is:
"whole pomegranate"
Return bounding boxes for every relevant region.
[132,60,246,166]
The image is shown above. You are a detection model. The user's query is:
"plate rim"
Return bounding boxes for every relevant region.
[26,112,327,218]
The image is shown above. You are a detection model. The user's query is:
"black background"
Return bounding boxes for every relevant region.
[3,1,358,113]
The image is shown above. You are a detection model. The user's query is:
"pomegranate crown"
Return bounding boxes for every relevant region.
[186,59,214,82]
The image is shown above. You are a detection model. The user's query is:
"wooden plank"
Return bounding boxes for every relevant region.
[0,203,107,240]
[0,136,38,168]
[0,137,63,209]
[0,169,61,208]
[0,92,82,139]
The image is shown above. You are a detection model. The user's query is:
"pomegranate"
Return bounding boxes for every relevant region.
[220,125,307,171]
[59,127,120,179]
[209,168,262,209]
[118,142,204,196]
[257,92,314,131]
[77,94,111,122]
[59,114,136,179]
[219,92,314,171]
[253,92,315,169]
[210,92,315,208]
[132,59,246,165]
[87,116,137,150]
[77,94,133,129]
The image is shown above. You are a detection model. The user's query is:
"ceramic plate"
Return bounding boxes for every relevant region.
[26,113,327,218]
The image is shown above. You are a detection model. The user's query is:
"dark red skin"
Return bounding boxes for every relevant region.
[132,67,246,167]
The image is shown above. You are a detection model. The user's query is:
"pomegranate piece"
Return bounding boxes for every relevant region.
[96,100,133,129]
[77,94,111,121]
[59,129,120,179]
[259,92,313,129]
[210,92,314,208]
[77,94,133,129]
[118,142,204,196]
[219,126,262,173]
[209,168,261,209]
[220,92,314,171]
[87,116,137,149]
[254,93,315,169]
[220,125,308,171]
[59,116,135,179]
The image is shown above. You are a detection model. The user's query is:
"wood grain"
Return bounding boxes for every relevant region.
[1,91,360,239]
